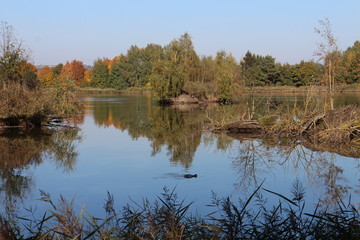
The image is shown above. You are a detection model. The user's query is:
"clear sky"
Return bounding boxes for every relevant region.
[1,0,359,65]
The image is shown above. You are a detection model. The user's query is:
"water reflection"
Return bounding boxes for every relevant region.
[0,127,82,209]
[84,94,360,168]
[87,96,205,168]
[1,93,359,218]
[229,134,359,209]
[79,94,360,209]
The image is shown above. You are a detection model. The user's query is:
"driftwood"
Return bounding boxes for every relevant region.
[224,120,263,134]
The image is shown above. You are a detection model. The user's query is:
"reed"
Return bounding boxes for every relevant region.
[1,183,360,239]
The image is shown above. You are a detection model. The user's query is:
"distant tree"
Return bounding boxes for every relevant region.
[199,55,215,83]
[314,18,341,93]
[38,66,54,86]
[337,41,360,84]
[52,63,63,78]
[240,51,262,86]
[124,45,148,87]
[144,43,163,64]
[277,63,295,86]
[214,51,239,102]
[70,60,85,86]
[109,57,130,90]
[150,37,191,102]
[240,51,278,87]
[84,69,91,86]
[292,61,322,86]
[144,43,163,86]
[22,71,38,89]
[19,62,37,75]
[59,62,72,81]
[177,33,201,83]
[59,60,85,87]
[258,55,280,85]
[18,62,38,88]
[90,59,109,88]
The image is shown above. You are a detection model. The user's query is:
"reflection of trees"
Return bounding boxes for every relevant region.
[48,127,82,172]
[91,96,152,139]
[149,106,204,168]
[87,94,360,202]
[232,139,274,191]
[0,127,82,209]
[229,136,357,208]
[90,96,205,168]
[316,153,350,209]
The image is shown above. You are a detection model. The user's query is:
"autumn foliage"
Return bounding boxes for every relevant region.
[59,60,85,86]
[38,66,54,86]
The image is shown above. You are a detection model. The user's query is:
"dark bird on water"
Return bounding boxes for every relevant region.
[184,174,197,178]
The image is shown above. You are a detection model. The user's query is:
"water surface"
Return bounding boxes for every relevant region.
[1,93,360,217]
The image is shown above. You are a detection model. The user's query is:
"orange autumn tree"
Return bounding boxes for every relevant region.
[104,56,120,71]
[59,60,85,86]
[38,66,54,87]
[20,62,37,75]
[84,69,91,85]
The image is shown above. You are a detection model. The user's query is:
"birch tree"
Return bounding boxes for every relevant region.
[314,18,341,94]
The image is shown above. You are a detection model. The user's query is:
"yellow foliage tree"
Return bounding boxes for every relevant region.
[38,66,54,87]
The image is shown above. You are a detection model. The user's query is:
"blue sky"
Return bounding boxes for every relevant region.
[1,0,359,65]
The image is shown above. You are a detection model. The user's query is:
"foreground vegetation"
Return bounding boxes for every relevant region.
[1,184,359,239]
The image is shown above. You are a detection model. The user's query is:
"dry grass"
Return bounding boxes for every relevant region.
[0,82,79,128]
[1,185,360,239]
[0,83,54,126]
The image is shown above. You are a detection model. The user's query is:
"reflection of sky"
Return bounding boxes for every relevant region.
[13,97,360,219]
[30,115,240,216]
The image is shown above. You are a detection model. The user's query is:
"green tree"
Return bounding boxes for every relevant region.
[150,39,187,102]
[177,33,201,83]
[258,55,280,85]
[199,55,215,83]
[240,51,280,87]
[337,41,360,84]
[292,61,322,86]
[0,21,30,88]
[52,63,63,78]
[90,59,109,88]
[277,63,295,86]
[109,56,130,90]
[240,51,263,86]
[125,45,150,87]
[214,51,238,102]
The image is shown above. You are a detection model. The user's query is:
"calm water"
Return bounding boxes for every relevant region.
[1,93,360,217]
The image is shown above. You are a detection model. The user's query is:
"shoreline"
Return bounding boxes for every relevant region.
[75,85,360,95]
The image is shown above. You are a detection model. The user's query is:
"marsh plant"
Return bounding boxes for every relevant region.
[1,182,359,239]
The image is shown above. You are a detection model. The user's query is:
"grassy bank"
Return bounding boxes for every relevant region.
[244,84,360,94]
[75,86,150,95]
[1,185,359,239]
[75,85,360,97]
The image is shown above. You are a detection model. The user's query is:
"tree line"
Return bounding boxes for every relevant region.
[34,33,359,102]
[1,18,359,103]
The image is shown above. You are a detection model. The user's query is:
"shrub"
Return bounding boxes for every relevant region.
[0,83,54,126]
[0,82,78,127]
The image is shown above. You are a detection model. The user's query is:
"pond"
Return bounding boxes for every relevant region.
[1,93,360,218]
